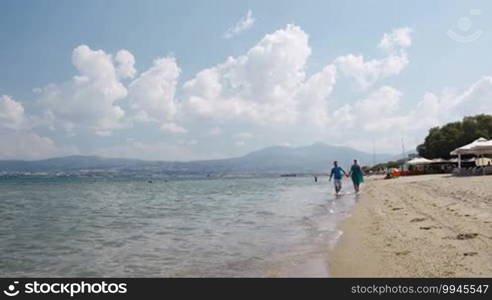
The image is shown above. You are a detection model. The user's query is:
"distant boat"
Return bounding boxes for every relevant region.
[280,174,296,177]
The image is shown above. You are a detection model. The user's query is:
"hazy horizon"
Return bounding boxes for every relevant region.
[0,141,408,163]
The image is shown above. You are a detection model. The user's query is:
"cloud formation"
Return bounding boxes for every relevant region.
[335,27,412,88]
[128,56,183,133]
[37,45,128,136]
[6,24,492,161]
[327,76,492,154]
[115,49,137,79]
[0,95,27,130]
[184,24,335,128]
[379,27,413,52]
[224,10,255,39]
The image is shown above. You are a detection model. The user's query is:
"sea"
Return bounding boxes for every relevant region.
[0,176,357,277]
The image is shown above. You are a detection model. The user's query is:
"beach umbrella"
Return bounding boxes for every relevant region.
[449,157,475,163]
[429,158,449,164]
[450,137,488,169]
[450,137,488,155]
[406,157,432,165]
[469,140,492,155]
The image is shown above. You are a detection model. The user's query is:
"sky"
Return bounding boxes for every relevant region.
[1,0,492,161]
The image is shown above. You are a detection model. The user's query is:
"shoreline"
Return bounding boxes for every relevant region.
[328,174,492,277]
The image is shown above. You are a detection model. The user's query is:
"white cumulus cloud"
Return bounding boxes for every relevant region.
[11,24,492,160]
[184,24,336,128]
[37,45,129,136]
[379,27,413,53]
[335,27,412,89]
[0,95,27,130]
[128,57,181,130]
[326,76,492,154]
[115,49,137,79]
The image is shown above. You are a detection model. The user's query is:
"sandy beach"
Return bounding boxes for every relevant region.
[330,174,492,277]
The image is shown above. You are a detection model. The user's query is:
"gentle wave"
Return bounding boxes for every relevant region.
[0,176,356,277]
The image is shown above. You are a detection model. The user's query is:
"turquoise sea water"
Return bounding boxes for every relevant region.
[0,176,356,277]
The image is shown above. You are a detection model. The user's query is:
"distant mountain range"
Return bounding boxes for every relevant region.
[0,143,411,175]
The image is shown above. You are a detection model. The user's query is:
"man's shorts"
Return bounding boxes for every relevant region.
[334,179,342,190]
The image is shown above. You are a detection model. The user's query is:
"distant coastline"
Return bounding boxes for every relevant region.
[0,143,410,176]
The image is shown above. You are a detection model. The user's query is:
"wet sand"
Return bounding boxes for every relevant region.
[329,174,492,277]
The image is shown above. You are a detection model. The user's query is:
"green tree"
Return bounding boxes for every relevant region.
[417,114,492,159]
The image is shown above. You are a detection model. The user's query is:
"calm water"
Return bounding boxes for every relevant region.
[0,176,357,277]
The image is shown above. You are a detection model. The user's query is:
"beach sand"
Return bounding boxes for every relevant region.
[329,174,492,277]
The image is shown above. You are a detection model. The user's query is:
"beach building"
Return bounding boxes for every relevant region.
[405,157,431,174]
[450,137,488,169]
[403,157,457,175]
[450,137,492,175]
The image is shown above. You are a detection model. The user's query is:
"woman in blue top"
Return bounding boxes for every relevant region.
[347,159,364,193]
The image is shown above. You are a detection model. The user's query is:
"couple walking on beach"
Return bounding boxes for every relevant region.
[329,160,364,195]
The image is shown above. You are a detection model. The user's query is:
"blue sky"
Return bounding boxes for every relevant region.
[1,0,492,161]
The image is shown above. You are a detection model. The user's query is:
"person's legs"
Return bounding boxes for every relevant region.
[351,178,357,193]
[335,179,342,194]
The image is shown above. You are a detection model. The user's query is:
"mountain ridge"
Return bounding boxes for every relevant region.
[0,143,411,174]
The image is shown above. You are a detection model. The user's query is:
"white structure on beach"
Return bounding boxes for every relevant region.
[450,137,492,169]
[470,140,492,154]
[406,157,432,165]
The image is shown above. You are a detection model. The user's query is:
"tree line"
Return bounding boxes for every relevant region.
[417,114,492,159]
[366,114,492,171]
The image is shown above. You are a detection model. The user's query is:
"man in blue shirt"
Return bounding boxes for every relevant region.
[329,161,347,195]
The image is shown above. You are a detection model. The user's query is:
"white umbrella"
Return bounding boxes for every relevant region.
[450,137,488,155]
[450,137,489,169]
[469,140,492,155]
[430,158,449,163]
[406,157,432,165]
[449,157,476,163]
